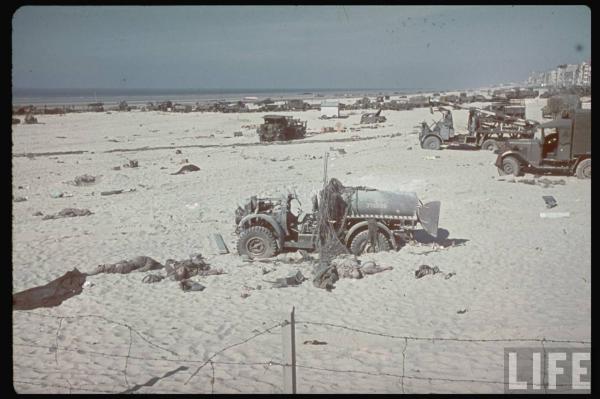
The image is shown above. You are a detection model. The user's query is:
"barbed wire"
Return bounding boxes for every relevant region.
[13,311,589,394]
[296,320,591,344]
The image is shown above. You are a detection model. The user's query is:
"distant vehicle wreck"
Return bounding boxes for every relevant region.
[257,115,307,142]
[234,178,441,259]
[360,109,387,124]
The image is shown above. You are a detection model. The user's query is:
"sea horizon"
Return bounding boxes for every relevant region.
[10,85,501,107]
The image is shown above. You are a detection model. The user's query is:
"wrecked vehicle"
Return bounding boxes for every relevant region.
[234,179,441,259]
[257,115,307,142]
[419,101,538,151]
[495,109,590,178]
[360,109,386,124]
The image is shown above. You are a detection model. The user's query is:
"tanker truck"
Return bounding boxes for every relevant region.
[234,178,441,259]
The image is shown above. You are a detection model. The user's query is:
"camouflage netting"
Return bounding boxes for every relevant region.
[312,178,353,290]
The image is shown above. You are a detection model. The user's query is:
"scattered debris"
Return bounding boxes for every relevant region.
[303,340,328,345]
[414,264,448,279]
[456,308,468,314]
[100,188,136,196]
[123,160,139,168]
[74,174,96,186]
[179,280,206,292]
[13,196,28,202]
[50,191,73,198]
[112,166,121,171]
[171,164,200,175]
[266,270,306,288]
[542,196,557,209]
[540,212,570,218]
[234,131,243,137]
[13,268,87,310]
[42,208,93,220]
[142,274,165,284]
[212,233,229,254]
[175,149,182,154]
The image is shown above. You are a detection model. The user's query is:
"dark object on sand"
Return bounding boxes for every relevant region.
[12,118,20,125]
[74,174,96,186]
[100,188,136,196]
[13,196,28,202]
[123,160,139,168]
[13,268,87,310]
[165,254,210,281]
[142,274,165,284]
[456,308,468,314]
[542,196,557,209]
[303,340,327,345]
[24,114,38,124]
[257,115,307,142]
[267,270,306,288]
[89,256,163,275]
[175,149,182,154]
[42,208,93,220]
[415,265,440,279]
[179,280,206,292]
[171,164,200,175]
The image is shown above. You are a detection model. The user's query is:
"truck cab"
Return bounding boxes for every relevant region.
[495,109,590,178]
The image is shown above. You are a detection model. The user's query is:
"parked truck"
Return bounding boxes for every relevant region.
[495,109,590,178]
[419,101,538,151]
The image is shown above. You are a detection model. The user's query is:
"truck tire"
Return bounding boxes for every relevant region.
[422,136,442,150]
[349,230,391,256]
[481,139,499,152]
[237,226,278,259]
[499,156,523,177]
[575,159,591,179]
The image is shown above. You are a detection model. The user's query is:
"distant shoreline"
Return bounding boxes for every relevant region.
[11,86,500,107]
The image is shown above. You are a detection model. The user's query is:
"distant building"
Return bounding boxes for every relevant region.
[320,100,339,118]
[527,61,591,88]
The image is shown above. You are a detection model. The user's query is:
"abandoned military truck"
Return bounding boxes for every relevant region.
[257,115,307,142]
[419,102,538,151]
[235,178,441,259]
[495,109,591,178]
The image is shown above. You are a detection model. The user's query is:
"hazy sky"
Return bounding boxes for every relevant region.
[12,5,591,90]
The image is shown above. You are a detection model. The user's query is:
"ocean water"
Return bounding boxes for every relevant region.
[12,87,427,107]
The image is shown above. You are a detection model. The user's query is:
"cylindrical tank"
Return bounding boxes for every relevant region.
[346,189,418,217]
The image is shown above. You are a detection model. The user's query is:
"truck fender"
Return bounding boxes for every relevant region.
[238,214,285,250]
[344,221,398,250]
[495,150,529,169]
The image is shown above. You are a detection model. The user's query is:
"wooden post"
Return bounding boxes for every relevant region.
[282,306,297,394]
[323,152,329,187]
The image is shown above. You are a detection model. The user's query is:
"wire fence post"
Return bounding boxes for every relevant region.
[282,306,297,394]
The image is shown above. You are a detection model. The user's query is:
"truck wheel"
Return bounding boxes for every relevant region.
[237,226,278,259]
[349,230,391,256]
[422,136,442,150]
[500,156,523,176]
[575,159,591,179]
[481,139,498,152]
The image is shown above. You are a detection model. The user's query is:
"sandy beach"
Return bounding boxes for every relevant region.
[12,98,591,393]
